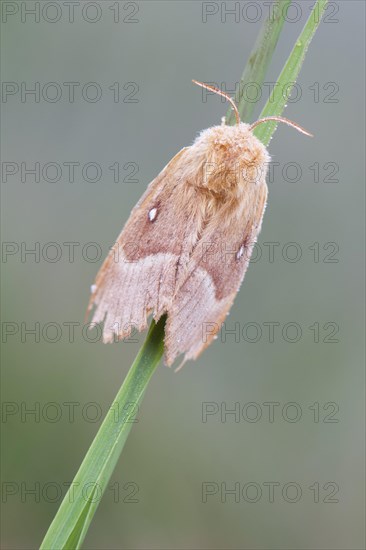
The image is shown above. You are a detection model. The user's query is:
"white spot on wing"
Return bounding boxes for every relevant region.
[148,207,158,222]
[236,245,245,260]
[90,284,97,293]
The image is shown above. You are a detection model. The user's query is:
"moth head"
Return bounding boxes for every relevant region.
[192,80,313,193]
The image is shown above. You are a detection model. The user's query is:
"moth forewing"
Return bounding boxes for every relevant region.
[88,147,194,342]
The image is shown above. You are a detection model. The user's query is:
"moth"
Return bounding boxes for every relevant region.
[88,81,312,368]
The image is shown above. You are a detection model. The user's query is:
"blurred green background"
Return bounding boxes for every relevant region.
[1,1,365,548]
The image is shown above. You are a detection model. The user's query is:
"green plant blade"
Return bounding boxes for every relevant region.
[62,487,98,550]
[254,0,328,146]
[40,317,165,550]
[226,0,292,125]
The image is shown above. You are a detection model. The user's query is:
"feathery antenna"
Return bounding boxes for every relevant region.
[249,116,313,137]
[192,80,240,125]
[192,81,313,137]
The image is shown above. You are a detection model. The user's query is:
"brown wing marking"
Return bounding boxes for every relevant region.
[164,184,268,365]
